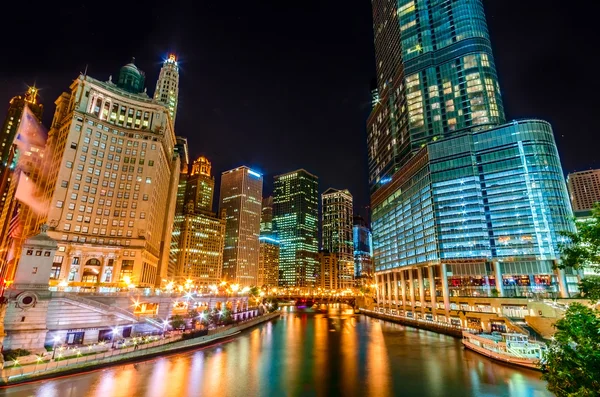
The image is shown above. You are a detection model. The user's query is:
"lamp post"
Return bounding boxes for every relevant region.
[51,336,61,360]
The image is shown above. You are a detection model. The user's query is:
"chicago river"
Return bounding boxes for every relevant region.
[0,305,550,397]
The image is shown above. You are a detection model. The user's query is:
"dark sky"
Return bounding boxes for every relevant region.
[1,1,598,218]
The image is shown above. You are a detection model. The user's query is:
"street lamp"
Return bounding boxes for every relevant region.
[51,336,61,360]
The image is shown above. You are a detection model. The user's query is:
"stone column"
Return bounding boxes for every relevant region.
[494,260,504,297]
[400,270,406,309]
[417,268,426,314]
[393,271,399,307]
[408,269,416,310]
[441,263,451,319]
[428,266,437,314]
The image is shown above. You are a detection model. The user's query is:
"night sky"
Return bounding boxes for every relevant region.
[1,1,598,217]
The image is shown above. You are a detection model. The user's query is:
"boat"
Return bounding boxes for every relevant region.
[462,331,546,371]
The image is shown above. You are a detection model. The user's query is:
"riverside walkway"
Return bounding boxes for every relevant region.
[0,311,281,385]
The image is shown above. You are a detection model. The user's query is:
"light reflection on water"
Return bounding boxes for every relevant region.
[0,304,552,397]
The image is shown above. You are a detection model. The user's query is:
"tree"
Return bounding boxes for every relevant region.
[541,303,600,396]
[558,203,600,273]
[249,286,260,298]
[170,315,185,330]
[220,308,234,325]
[577,276,600,302]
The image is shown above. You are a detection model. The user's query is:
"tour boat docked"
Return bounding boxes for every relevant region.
[461,331,546,370]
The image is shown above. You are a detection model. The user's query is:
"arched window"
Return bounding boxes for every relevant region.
[86,258,101,266]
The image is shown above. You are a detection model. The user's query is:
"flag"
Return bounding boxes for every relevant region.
[13,104,48,216]
[14,104,47,154]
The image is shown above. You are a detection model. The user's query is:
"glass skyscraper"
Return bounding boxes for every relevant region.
[273,169,319,287]
[368,0,576,321]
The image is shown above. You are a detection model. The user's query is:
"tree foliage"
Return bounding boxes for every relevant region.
[170,315,185,330]
[559,204,600,273]
[541,303,600,396]
[249,286,261,298]
[578,276,600,302]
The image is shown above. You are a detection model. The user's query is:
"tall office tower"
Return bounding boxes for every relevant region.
[369,0,576,315]
[368,0,505,192]
[0,91,45,289]
[260,196,273,235]
[258,236,280,288]
[174,136,189,173]
[0,87,44,222]
[567,170,600,213]
[318,251,338,290]
[0,87,44,171]
[154,54,180,126]
[177,203,226,287]
[42,58,180,288]
[321,188,354,289]
[171,156,225,286]
[353,215,373,285]
[219,166,263,287]
[186,156,214,213]
[273,169,319,287]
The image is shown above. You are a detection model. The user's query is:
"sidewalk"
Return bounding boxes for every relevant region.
[0,311,281,385]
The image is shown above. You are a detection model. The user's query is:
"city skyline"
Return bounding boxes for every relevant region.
[1,1,598,214]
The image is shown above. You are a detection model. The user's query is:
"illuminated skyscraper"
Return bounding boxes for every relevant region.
[260,196,273,235]
[174,136,189,173]
[273,169,319,287]
[369,0,576,315]
[186,156,214,213]
[258,236,280,288]
[170,156,224,286]
[219,166,263,287]
[0,88,45,288]
[567,170,600,213]
[353,215,373,285]
[42,58,180,288]
[154,54,180,126]
[321,188,354,289]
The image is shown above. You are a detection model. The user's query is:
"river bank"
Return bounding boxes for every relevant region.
[0,311,281,386]
[360,308,463,337]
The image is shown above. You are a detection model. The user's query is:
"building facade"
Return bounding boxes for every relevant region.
[258,236,280,288]
[219,166,262,287]
[260,196,274,235]
[567,169,600,213]
[171,156,225,287]
[178,204,226,286]
[318,251,338,290]
[353,215,373,285]
[42,58,180,289]
[186,156,215,213]
[0,87,45,290]
[321,188,354,289]
[273,169,319,287]
[154,54,180,126]
[368,0,576,321]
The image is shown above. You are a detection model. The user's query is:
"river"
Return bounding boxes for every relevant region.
[0,304,551,397]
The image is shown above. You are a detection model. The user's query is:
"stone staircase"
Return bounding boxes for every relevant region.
[53,292,139,323]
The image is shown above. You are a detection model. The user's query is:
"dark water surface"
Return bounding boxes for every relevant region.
[0,305,551,397]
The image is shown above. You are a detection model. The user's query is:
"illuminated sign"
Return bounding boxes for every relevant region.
[380,177,392,185]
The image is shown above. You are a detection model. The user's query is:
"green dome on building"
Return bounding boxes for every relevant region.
[116,57,146,94]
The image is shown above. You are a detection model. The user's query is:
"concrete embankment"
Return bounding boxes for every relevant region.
[360,309,463,338]
[0,311,281,386]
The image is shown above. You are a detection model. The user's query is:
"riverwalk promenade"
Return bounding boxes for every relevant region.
[0,311,281,385]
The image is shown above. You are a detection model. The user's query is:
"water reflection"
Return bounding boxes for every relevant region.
[0,304,551,397]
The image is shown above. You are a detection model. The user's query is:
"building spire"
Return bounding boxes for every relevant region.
[154,53,180,128]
